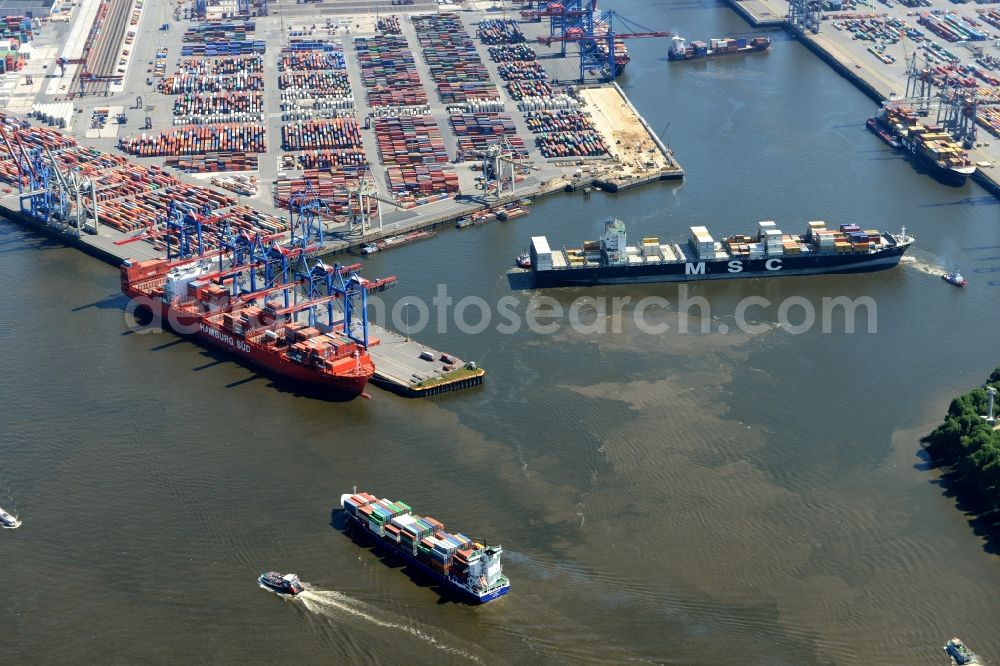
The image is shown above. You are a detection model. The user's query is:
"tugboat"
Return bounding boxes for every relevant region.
[0,506,20,529]
[258,571,304,596]
[515,251,531,269]
[945,637,979,664]
[942,269,967,288]
[866,115,902,148]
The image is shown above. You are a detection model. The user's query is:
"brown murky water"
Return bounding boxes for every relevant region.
[3,2,1000,664]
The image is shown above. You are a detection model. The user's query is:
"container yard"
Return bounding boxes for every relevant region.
[729,0,1000,194]
[0,2,682,253]
[0,0,685,397]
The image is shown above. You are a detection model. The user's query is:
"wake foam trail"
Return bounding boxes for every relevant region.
[296,588,483,663]
[900,255,946,277]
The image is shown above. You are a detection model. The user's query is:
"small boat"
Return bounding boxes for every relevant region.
[258,571,304,596]
[945,637,979,664]
[360,242,379,255]
[942,270,967,287]
[1,506,21,529]
[455,216,473,229]
[518,198,532,206]
[515,251,531,269]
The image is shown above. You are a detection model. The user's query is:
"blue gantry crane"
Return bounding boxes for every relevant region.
[288,181,331,250]
[529,2,670,82]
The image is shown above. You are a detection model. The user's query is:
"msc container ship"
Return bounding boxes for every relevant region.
[121,257,379,398]
[520,218,913,287]
[867,104,976,186]
[668,35,771,61]
[341,491,510,604]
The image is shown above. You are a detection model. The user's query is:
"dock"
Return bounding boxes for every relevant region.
[723,0,1000,198]
[0,0,687,399]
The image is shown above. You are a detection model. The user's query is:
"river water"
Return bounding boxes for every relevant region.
[3,2,1000,664]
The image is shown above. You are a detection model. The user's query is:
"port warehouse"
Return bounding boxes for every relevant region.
[725,0,1000,197]
[0,1,682,396]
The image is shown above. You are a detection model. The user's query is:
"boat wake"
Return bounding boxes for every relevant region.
[295,587,484,663]
[900,255,946,277]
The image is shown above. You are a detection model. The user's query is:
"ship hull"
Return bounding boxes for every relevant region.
[669,43,769,61]
[343,512,510,604]
[899,136,973,187]
[529,243,911,288]
[124,290,370,398]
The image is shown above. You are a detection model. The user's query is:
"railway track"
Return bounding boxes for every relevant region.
[78,0,136,95]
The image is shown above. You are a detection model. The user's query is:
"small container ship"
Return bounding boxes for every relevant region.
[519,218,913,287]
[945,637,980,664]
[668,35,771,61]
[340,491,510,604]
[121,257,385,399]
[869,104,976,186]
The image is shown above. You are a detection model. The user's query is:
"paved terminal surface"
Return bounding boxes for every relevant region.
[727,0,1000,194]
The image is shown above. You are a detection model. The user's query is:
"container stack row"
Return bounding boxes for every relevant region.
[278,41,355,117]
[164,153,260,174]
[376,15,402,35]
[118,124,267,157]
[413,13,500,104]
[0,113,287,250]
[0,16,32,74]
[171,92,265,125]
[180,41,267,57]
[159,74,265,95]
[476,16,604,159]
[153,48,168,78]
[476,19,526,45]
[182,21,256,44]
[272,170,378,220]
[95,184,235,235]
[385,164,460,204]
[280,150,368,171]
[374,116,449,166]
[354,35,428,109]
[523,110,608,158]
[175,55,264,76]
[450,113,528,159]
[280,118,363,152]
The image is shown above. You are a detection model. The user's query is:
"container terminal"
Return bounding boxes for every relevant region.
[0,0,685,398]
[726,0,1000,196]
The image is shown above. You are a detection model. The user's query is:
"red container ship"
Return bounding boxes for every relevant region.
[121,256,380,398]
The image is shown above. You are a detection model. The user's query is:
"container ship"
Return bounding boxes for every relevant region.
[120,257,380,398]
[668,35,771,61]
[340,491,510,604]
[520,218,913,287]
[868,104,976,186]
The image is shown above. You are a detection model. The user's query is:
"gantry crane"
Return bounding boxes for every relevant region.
[471,137,539,200]
[531,3,670,81]
[335,168,404,235]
